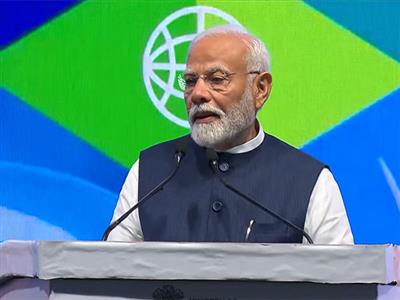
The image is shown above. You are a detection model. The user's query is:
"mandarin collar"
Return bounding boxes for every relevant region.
[224,120,265,154]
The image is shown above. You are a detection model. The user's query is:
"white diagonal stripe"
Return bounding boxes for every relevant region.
[378,157,400,211]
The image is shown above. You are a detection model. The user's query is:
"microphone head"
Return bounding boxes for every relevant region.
[206,148,219,172]
[175,138,189,161]
[206,148,219,162]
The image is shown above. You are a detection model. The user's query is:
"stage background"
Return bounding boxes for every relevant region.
[0,0,399,243]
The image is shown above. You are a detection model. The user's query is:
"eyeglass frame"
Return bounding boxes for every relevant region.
[180,69,261,93]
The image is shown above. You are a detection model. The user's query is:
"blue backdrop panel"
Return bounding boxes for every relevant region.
[0,0,81,50]
[303,88,400,244]
[0,88,128,240]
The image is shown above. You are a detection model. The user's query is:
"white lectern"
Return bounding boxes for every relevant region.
[0,241,399,299]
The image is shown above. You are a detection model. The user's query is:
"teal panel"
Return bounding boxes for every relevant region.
[305,0,400,61]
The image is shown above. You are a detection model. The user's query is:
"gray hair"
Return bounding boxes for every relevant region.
[189,24,271,72]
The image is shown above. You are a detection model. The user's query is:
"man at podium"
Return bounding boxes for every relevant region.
[107,25,353,245]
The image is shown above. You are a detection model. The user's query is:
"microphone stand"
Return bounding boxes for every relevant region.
[102,149,185,241]
[207,149,314,244]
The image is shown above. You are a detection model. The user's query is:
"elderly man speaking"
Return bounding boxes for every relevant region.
[107,25,353,244]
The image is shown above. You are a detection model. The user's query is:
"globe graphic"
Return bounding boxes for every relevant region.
[142,6,242,128]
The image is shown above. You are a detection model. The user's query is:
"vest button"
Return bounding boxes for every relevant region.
[218,162,230,172]
[212,201,224,212]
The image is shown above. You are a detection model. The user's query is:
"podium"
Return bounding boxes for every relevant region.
[1,241,399,299]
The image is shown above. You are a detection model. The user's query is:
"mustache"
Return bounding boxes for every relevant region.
[189,104,225,125]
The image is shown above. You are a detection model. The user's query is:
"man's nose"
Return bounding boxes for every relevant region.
[190,77,211,105]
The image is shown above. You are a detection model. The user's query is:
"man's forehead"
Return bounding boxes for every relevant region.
[184,65,230,75]
[186,34,248,72]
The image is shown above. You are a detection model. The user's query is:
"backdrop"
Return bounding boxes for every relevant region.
[0,0,399,243]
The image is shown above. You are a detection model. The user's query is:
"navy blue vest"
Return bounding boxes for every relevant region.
[138,134,324,243]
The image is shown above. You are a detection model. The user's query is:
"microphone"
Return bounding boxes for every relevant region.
[102,139,188,241]
[206,148,314,244]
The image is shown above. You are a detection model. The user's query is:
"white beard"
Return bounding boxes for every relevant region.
[189,86,256,149]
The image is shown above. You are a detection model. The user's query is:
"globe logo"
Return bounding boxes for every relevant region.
[142,6,242,128]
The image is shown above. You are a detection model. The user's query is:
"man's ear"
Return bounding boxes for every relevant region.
[254,72,272,110]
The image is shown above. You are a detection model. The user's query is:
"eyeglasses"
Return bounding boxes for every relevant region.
[179,70,260,93]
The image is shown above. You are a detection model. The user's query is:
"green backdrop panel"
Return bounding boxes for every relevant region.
[198,0,400,146]
[0,0,196,167]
